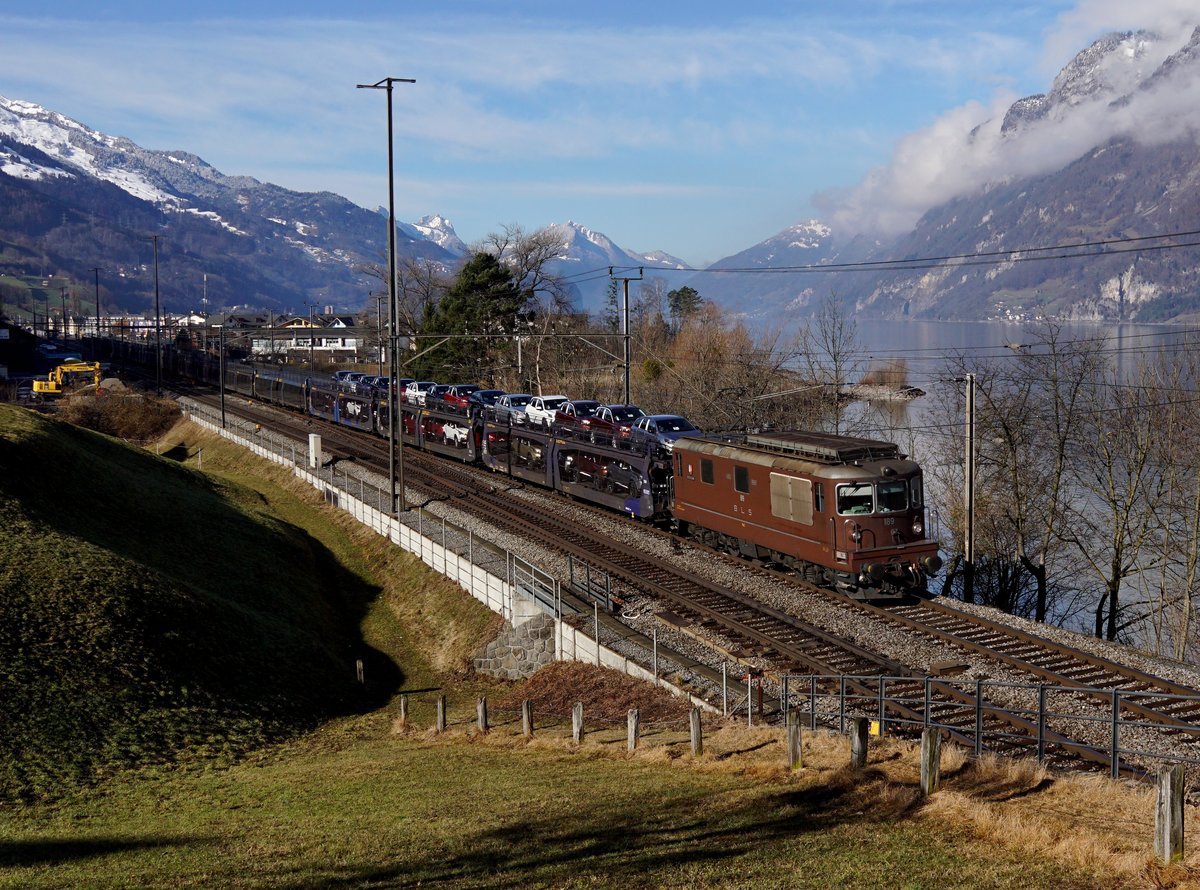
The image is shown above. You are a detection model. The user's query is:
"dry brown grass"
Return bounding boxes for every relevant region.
[402,700,1200,888]
[60,385,180,442]
[860,358,910,388]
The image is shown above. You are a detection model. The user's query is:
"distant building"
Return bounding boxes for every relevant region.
[251,314,364,363]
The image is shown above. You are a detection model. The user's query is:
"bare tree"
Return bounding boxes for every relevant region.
[1062,360,1165,641]
[360,256,449,365]
[1139,347,1200,658]
[477,224,575,393]
[797,294,863,434]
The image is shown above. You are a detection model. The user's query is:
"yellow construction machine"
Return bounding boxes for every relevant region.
[32,360,103,397]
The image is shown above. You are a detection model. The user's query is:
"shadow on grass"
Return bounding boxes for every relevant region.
[0,834,212,867]
[161,441,191,462]
[265,767,930,889]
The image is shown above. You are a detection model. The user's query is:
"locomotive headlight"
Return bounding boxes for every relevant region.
[912,519,924,536]
[849,529,862,543]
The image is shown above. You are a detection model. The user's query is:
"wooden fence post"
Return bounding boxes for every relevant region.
[522,700,534,737]
[477,697,489,734]
[572,702,584,743]
[627,708,640,752]
[787,708,804,770]
[920,728,941,796]
[398,694,408,728]
[436,695,447,733]
[850,716,869,770]
[1156,763,1186,863]
[690,707,703,757]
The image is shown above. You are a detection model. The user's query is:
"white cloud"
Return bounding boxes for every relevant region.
[823,5,1200,237]
[1043,0,1199,71]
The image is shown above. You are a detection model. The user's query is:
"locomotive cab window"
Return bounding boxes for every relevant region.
[701,459,714,484]
[734,465,750,493]
[876,480,908,513]
[837,483,874,515]
[910,475,924,507]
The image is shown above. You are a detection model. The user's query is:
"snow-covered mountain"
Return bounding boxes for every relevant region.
[539,221,689,311]
[404,214,468,256]
[701,25,1200,322]
[0,96,684,317]
[0,95,457,313]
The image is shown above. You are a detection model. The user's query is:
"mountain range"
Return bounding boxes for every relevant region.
[694,26,1200,324]
[3,24,1200,323]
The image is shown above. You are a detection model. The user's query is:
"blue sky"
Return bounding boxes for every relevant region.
[1,1,1190,265]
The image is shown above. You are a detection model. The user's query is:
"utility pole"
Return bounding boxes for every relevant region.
[358,75,415,515]
[147,234,162,395]
[59,287,68,340]
[609,267,643,405]
[89,268,101,357]
[374,291,384,376]
[219,319,226,429]
[308,304,316,373]
[963,372,976,605]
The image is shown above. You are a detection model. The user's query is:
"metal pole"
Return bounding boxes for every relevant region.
[376,292,384,376]
[746,673,753,727]
[622,276,631,405]
[151,235,161,396]
[810,674,818,731]
[1037,684,1047,762]
[963,371,976,603]
[357,75,414,516]
[308,305,315,374]
[652,628,658,687]
[722,662,728,717]
[609,267,643,406]
[89,267,101,357]
[975,678,984,756]
[1111,689,1121,779]
[219,322,226,429]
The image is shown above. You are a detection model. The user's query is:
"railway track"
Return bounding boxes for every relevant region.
[183,388,1196,774]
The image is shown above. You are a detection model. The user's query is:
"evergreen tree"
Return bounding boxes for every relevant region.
[412,252,523,383]
[602,279,620,332]
[667,285,703,331]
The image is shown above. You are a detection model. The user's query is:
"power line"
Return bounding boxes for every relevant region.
[599,227,1200,277]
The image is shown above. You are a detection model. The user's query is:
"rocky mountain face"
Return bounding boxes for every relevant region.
[700,26,1200,323]
[0,97,457,315]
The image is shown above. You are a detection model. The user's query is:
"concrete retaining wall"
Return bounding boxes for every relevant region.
[183,405,710,709]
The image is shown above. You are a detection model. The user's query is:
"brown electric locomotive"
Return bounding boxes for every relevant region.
[670,430,942,597]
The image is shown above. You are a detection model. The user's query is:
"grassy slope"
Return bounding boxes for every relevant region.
[0,414,1149,888]
[0,407,394,798]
